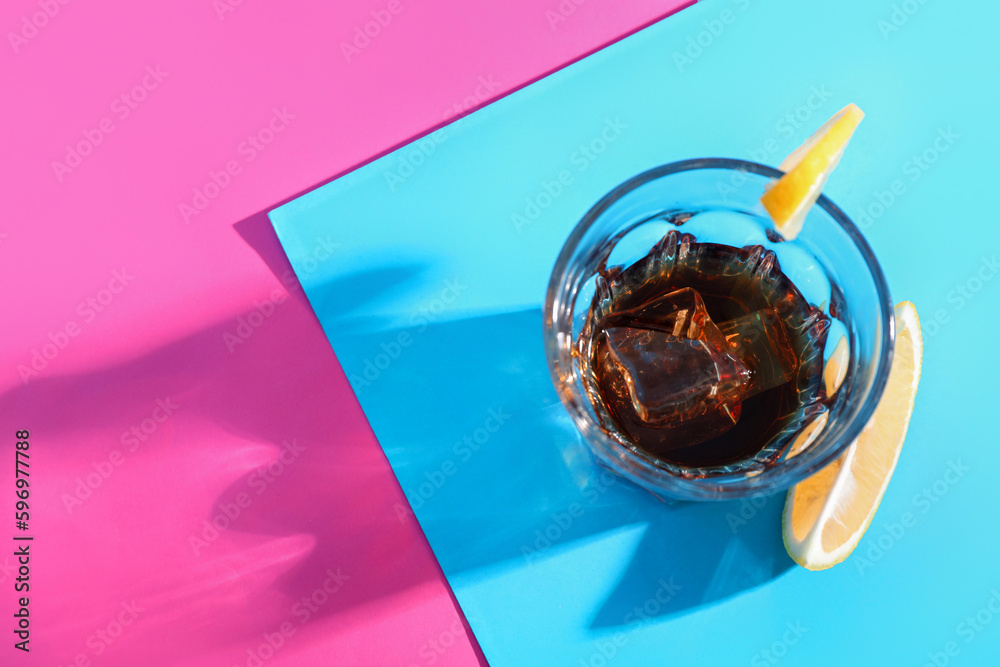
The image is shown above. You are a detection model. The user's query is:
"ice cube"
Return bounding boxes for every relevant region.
[717,308,799,397]
[605,287,726,341]
[594,289,750,450]
[601,325,748,425]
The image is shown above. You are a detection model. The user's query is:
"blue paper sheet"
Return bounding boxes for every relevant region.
[271,1,1000,663]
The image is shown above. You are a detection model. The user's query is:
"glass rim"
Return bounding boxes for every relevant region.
[543,157,896,500]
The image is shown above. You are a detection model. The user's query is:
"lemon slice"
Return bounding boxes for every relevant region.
[823,335,849,397]
[783,301,922,570]
[761,104,865,240]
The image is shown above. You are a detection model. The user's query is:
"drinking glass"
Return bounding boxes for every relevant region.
[543,158,894,501]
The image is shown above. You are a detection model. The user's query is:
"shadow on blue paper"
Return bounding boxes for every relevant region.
[332,286,795,629]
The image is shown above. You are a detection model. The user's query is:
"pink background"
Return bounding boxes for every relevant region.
[0,0,690,664]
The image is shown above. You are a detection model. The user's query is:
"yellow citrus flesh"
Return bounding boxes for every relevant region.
[823,335,849,397]
[783,301,922,570]
[761,104,865,240]
[785,411,829,460]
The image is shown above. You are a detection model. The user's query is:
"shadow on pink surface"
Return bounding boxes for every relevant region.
[8,215,485,666]
[0,1,700,661]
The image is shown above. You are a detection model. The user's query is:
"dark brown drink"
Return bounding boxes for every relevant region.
[581,230,831,469]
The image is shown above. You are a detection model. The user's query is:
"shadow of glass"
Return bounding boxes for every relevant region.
[336,305,794,627]
[589,497,794,629]
[234,209,491,666]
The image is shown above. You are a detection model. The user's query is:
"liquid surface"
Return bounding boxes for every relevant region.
[583,230,830,469]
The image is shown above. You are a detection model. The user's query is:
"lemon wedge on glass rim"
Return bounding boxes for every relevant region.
[760,103,864,240]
